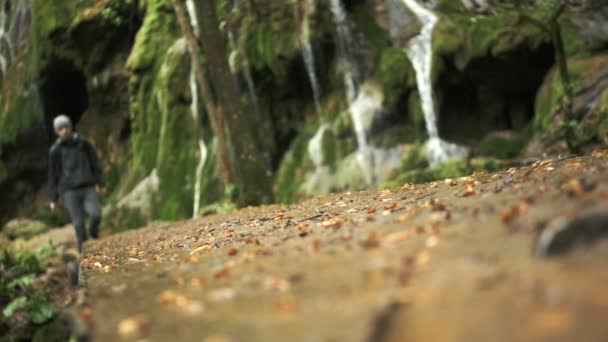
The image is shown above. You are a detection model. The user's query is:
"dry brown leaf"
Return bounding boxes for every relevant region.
[463,185,476,197]
[385,231,410,244]
[117,316,149,338]
[397,213,414,223]
[190,245,212,255]
[360,232,382,249]
[501,206,519,224]
[321,218,343,229]
[264,276,291,292]
[214,267,231,279]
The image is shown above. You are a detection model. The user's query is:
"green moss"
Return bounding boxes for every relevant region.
[239,11,299,77]
[375,48,416,106]
[385,158,503,188]
[407,91,426,132]
[127,0,181,184]
[353,5,390,60]
[435,0,467,14]
[102,206,146,234]
[433,12,547,74]
[479,135,527,159]
[382,145,427,188]
[274,135,311,203]
[151,39,196,219]
[32,318,69,342]
[1,220,49,241]
[194,137,224,210]
[321,128,337,170]
[0,91,42,146]
[534,55,608,138]
[32,0,79,38]
[0,161,7,183]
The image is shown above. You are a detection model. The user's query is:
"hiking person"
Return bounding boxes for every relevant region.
[48,115,107,253]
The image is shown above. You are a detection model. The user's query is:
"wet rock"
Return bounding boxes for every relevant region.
[535,211,608,257]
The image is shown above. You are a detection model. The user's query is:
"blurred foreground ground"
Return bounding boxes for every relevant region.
[82,151,608,341]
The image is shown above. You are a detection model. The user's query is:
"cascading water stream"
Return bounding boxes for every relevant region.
[330,0,387,185]
[401,0,467,165]
[227,31,261,114]
[329,0,360,102]
[300,0,322,113]
[186,0,208,218]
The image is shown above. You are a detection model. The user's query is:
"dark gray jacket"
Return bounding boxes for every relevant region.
[48,134,105,202]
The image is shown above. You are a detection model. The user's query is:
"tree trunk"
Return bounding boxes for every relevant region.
[549,15,573,122]
[194,0,273,205]
[171,0,236,186]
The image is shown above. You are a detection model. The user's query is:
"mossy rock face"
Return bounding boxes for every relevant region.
[530,54,608,154]
[384,157,502,188]
[274,135,313,204]
[229,0,302,77]
[31,317,69,342]
[1,219,49,241]
[374,48,416,108]
[102,205,147,234]
[479,132,527,159]
[433,12,547,74]
[127,0,182,183]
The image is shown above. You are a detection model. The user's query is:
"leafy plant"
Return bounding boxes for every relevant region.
[101,0,129,27]
[0,245,57,326]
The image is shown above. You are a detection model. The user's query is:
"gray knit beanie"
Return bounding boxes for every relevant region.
[53,115,72,132]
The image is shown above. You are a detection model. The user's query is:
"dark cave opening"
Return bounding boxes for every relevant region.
[0,59,89,226]
[40,59,89,139]
[436,43,556,145]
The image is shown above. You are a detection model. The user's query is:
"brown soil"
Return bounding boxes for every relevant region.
[83,151,608,341]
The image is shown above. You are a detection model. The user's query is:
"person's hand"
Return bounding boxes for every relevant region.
[98,186,108,196]
[50,202,57,213]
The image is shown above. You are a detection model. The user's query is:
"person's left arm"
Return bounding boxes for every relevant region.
[84,139,107,193]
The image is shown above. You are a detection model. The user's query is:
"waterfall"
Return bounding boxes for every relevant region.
[349,85,382,185]
[186,0,207,218]
[308,123,329,169]
[401,0,468,165]
[301,0,322,113]
[0,0,12,76]
[185,0,199,35]
[227,31,261,113]
[329,0,360,101]
[330,0,392,186]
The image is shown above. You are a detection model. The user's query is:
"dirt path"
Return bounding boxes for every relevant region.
[82,152,608,341]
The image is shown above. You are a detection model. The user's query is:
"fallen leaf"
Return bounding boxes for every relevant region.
[397,213,414,223]
[563,178,586,198]
[78,307,95,330]
[463,185,476,197]
[214,267,230,279]
[501,206,519,224]
[189,278,207,289]
[360,232,382,249]
[425,236,439,248]
[591,149,608,158]
[402,183,416,190]
[275,298,296,313]
[190,245,212,255]
[321,218,343,229]
[117,316,149,338]
[385,231,410,244]
[312,239,321,252]
[264,276,291,292]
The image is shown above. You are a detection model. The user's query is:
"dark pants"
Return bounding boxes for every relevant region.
[64,187,102,253]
